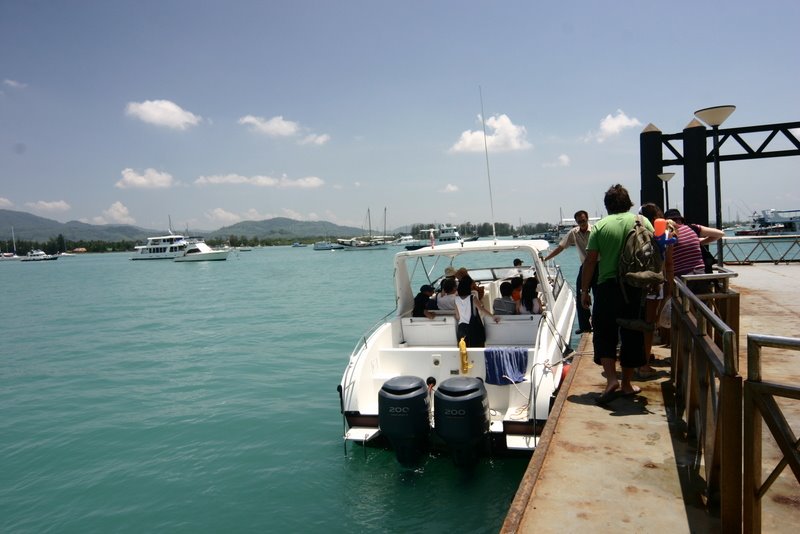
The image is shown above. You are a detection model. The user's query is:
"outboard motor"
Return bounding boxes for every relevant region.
[378,376,430,465]
[434,377,490,466]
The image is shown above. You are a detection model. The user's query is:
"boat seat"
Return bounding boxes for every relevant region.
[484,314,541,346]
[401,316,456,346]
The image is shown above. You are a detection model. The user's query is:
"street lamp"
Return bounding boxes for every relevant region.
[657,172,675,210]
[694,105,736,266]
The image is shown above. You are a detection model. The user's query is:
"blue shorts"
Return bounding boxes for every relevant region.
[591,280,647,369]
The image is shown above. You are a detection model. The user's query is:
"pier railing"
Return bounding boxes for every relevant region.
[671,269,742,531]
[723,235,800,264]
[743,334,800,534]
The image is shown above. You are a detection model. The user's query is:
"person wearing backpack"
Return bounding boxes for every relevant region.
[579,184,653,403]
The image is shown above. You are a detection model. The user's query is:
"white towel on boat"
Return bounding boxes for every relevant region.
[484,347,528,385]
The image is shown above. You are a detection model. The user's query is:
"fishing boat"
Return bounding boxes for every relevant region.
[131,233,187,260]
[404,225,463,250]
[21,249,59,261]
[313,241,344,251]
[338,239,576,466]
[174,238,229,262]
[734,209,800,236]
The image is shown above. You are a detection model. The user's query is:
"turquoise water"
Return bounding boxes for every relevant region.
[0,246,580,533]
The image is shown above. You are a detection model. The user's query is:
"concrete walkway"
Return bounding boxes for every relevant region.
[502,264,800,533]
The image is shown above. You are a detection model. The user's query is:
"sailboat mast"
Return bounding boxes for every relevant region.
[479,86,497,240]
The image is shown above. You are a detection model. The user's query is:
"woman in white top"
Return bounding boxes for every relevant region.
[454,276,498,346]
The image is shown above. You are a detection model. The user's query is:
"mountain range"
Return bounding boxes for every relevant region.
[0,209,368,243]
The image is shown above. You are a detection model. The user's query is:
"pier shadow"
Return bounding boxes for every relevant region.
[660,378,721,533]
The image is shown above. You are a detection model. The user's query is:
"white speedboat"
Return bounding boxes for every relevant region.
[404,225,463,250]
[131,233,187,260]
[388,235,416,247]
[313,241,344,251]
[21,249,58,261]
[338,239,576,466]
[174,239,229,262]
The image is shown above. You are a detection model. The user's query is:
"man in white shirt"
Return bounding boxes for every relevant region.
[543,210,595,334]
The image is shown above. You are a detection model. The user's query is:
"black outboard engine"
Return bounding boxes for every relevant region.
[434,377,490,466]
[378,376,430,466]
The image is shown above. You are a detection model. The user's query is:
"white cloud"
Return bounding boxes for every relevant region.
[587,109,642,143]
[300,133,331,145]
[543,154,571,168]
[450,114,532,153]
[238,114,329,145]
[116,168,175,189]
[442,184,459,193]
[241,208,273,221]
[0,197,13,208]
[238,115,300,137]
[3,79,27,89]
[194,173,324,189]
[25,200,70,213]
[282,208,305,220]
[206,208,242,225]
[95,201,136,224]
[125,99,202,130]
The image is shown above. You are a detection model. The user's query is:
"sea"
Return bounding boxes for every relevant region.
[0,245,581,534]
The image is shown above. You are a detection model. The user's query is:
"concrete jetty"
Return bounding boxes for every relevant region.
[503,264,800,533]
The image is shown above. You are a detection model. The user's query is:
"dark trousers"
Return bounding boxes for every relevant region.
[576,265,597,332]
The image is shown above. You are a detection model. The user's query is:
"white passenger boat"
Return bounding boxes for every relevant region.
[131,233,188,260]
[21,249,58,261]
[404,225,463,250]
[338,238,576,466]
[174,239,229,262]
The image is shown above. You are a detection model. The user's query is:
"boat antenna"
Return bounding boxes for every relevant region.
[479,86,497,241]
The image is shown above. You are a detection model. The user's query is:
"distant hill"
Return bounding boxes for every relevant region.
[0,209,366,242]
[208,217,363,240]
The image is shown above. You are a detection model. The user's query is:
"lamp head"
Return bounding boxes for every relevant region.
[694,105,736,127]
[657,172,675,183]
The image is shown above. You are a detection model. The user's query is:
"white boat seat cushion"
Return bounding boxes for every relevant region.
[484,314,541,346]
[401,316,456,346]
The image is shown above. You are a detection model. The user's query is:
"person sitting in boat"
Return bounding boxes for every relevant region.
[509,275,523,302]
[429,277,457,312]
[413,285,436,318]
[518,277,543,314]
[493,281,517,315]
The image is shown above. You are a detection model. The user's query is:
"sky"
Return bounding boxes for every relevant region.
[1,0,798,232]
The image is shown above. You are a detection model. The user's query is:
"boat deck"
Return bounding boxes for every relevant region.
[503,263,800,533]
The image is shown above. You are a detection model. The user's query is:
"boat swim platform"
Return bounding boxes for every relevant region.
[503,263,800,533]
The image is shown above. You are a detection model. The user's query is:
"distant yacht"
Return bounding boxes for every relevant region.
[1,226,21,261]
[131,233,187,260]
[404,225,463,251]
[21,249,58,261]
[313,241,344,251]
[174,238,229,262]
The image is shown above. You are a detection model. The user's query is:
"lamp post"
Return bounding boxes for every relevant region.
[657,172,675,210]
[694,105,736,266]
